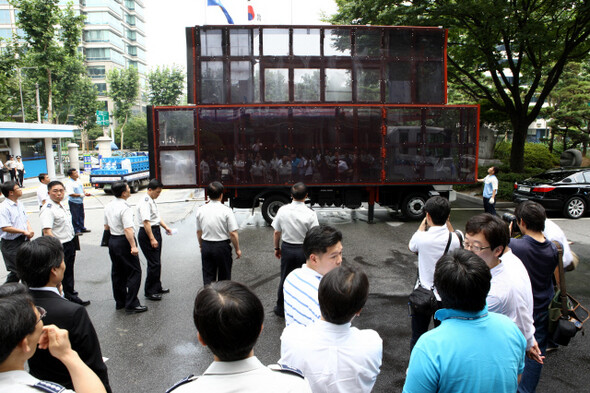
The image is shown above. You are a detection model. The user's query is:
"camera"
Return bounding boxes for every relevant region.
[502,212,521,237]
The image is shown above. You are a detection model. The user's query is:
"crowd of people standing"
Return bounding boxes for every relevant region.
[0,177,581,392]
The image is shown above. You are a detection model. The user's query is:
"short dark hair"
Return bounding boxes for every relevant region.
[515,201,546,232]
[303,225,343,260]
[465,213,510,252]
[319,265,369,324]
[291,182,308,200]
[193,281,264,361]
[424,196,450,226]
[111,181,128,198]
[67,168,78,177]
[492,166,499,175]
[1,181,17,198]
[38,173,48,182]
[434,249,491,312]
[47,180,65,191]
[0,283,37,364]
[16,237,64,288]
[207,181,224,200]
[147,178,163,190]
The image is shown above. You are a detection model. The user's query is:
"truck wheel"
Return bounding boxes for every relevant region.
[400,193,428,221]
[563,196,586,219]
[129,181,140,193]
[261,195,290,224]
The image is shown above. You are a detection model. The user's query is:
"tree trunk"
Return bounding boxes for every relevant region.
[47,69,53,123]
[563,129,568,151]
[120,114,128,150]
[509,117,528,172]
[548,127,554,153]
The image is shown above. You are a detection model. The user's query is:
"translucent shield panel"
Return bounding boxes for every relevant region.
[158,110,195,146]
[294,69,320,102]
[200,29,223,56]
[230,29,252,56]
[293,28,320,56]
[355,30,381,57]
[200,61,225,104]
[264,68,289,102]
[231,61,254,103]
[325,69,352,102]
[160,150,196,186]
[324,29,351,56]
[386,62,411,103]
[357,67,381,102]
[263,28,289,56]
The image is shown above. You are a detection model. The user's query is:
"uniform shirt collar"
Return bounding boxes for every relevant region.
[203,356,263,375]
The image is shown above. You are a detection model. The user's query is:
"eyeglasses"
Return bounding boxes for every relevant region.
[463,241,491,253]
[36,306,47,324]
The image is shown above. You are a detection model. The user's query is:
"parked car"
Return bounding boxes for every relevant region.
[513,167,590,219]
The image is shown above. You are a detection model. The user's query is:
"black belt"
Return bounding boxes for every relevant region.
[202,239,230,244]
[282,241,303,247]
[1,235,25,242]
[110,234,126,238]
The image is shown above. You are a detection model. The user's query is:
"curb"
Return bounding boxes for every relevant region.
[455,191,515,208]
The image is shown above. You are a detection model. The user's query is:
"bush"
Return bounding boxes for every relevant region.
[493,141,558,170]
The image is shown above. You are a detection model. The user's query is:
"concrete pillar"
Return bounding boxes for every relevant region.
[57,138,63,175]
[96,136,113,159]
[8,138,21,157]
[44,137,56,179]
[68,143,80,172]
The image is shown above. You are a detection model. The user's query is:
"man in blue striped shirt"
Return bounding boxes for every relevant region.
[283,225,342,326]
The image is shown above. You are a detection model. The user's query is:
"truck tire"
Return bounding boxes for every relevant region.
[261,195,290,224]
[400,193,428,221]
[129,180,140,193]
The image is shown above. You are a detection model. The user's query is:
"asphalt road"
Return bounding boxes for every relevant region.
[2,190,589,393]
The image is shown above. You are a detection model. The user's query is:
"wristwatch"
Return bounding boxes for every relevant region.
[274,247,280,250]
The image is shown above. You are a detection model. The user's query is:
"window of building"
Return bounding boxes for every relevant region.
[0,10,11,24]
[94,83,107,96]
[88,66,106,79]
[0,28,12,40]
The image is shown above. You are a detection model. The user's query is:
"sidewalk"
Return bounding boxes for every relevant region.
[0,172,92,201]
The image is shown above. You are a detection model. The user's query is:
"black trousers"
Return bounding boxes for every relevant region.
[201,240,232,286]
[276,242,305,313]
[483,197,497,216]
[9,169,16,182]
[108,235,141,309]
[17,169,24,187]
[138,226,162,296]
[62,239,77,299]
[410,300,443,352]
[1,236,27,283]
[69,201,86,233]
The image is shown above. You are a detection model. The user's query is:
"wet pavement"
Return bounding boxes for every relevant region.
[1,189,589,392]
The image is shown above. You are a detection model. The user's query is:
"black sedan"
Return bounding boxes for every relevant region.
[513,167,590,219]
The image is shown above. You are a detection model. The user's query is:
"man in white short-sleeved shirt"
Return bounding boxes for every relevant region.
[272,182,319,317]
[196,181,241,286]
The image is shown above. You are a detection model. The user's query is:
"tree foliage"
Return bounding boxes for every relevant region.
[107,66,139,149]
[543,62,590,154]
[10,0,86,123]
[146,65,185,106]
[331,0,590,172]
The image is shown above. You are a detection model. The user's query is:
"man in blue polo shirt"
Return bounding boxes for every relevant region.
[403,249,526,393]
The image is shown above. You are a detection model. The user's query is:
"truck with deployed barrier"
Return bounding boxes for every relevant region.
[147,25,480,223]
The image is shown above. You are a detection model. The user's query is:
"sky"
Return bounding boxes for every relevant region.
[144,0,339,69]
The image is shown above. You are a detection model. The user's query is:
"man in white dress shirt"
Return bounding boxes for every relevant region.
[136,179,172,301]
[36,173,50,210]
[464,213,543,364]
[104,181,146,314]
[166,281,312,393]
[195,181,241,286]
[283,225,343,327]
[279,265,382,393]
[272,182,319,317]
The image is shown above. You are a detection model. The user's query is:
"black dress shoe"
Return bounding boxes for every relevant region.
[158,288,170,294]
[146,294,162,301]
[68,297,91,307]
[116,305,125,310]
[125,305,148,314]
[81,229,91,233]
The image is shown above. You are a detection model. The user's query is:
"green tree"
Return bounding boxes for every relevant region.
[107,67,139,150]
[331,0,590,172]
[0,37,28,121]
[71,77,100,151]
[543,62,590,155]
[122,115,148,150]
[11,0,85,123]
[146,65,185,106]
